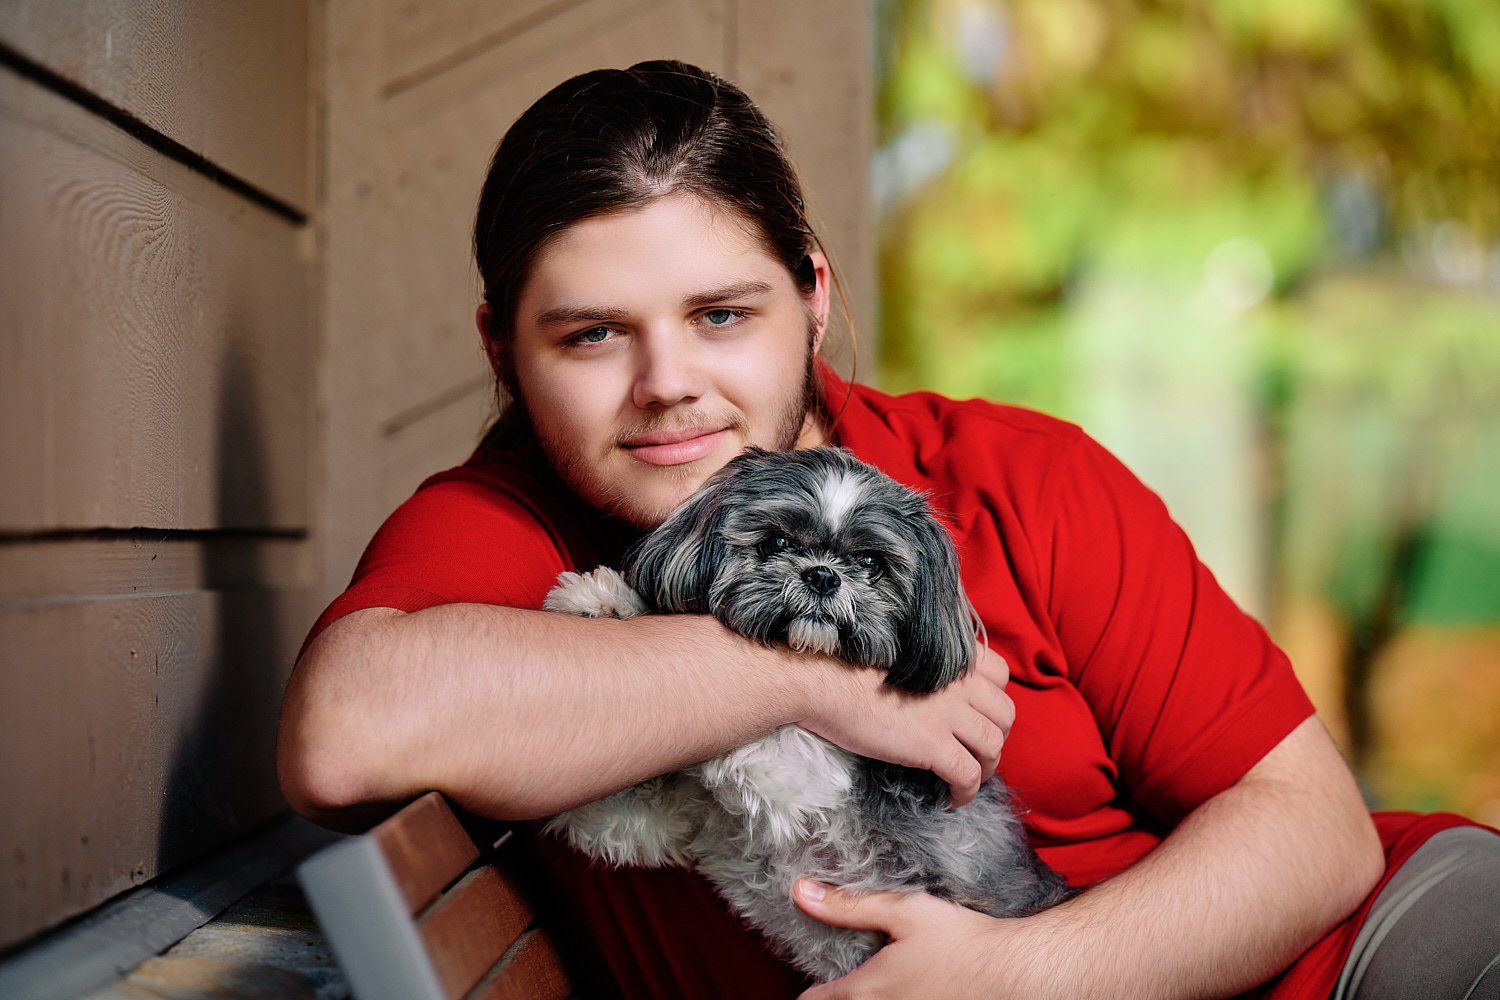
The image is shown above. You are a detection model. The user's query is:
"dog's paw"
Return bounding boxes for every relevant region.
[543,566,648,619]
[544,776,702,868]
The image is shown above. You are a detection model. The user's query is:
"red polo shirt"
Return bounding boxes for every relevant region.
[305,367,1473,999]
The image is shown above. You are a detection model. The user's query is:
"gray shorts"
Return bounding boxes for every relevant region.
[1331,826,1500,1000]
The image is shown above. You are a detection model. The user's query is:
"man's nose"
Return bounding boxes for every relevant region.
[631,329,705,409]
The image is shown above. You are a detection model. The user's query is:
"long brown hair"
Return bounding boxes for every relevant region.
[473,60,833,435]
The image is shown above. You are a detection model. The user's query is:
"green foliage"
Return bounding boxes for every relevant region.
[877,0,1500,633]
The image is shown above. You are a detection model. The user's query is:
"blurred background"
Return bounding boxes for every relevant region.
[872,0,1500,823]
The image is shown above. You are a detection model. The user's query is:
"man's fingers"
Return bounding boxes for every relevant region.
[962,648,1015,733]
[792,880,925,936]
[937,743,983,805]
[971,643,1010,685]
[956,716,1006,782]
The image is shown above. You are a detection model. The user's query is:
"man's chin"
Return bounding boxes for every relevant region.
[586,469,721,530]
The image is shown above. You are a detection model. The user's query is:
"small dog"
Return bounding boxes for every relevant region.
[543,446,1072,981]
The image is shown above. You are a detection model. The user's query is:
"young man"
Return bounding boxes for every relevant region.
[279,61,1498,999]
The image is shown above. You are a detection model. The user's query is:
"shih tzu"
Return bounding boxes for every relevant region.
[542,446,1073,981]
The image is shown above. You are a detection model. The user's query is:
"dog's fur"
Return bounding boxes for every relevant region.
[543,446,1073,981]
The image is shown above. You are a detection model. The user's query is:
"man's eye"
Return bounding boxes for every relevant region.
[703,308,743,327]
[575,326,613,344]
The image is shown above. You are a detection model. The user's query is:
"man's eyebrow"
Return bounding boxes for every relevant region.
[532,280,777,328]
[532,304,629,328]
[681,280,775,309]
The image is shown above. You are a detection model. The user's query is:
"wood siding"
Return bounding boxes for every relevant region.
[0,3,313,949]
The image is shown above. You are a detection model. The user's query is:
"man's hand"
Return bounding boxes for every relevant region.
[791,880,1050,1000]
[797,643,1013,805]
[790,718,1384,1000]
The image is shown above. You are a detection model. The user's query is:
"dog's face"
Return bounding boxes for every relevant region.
[625,447,976,692]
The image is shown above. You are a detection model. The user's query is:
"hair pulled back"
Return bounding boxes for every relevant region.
[473,59,822,348]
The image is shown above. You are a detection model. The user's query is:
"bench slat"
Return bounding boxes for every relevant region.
[419,865,535,999]
[464,929,572,1000]
[371,792,482,916]
[300,792,578,1000]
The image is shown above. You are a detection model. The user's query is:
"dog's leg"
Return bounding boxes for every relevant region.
[544,774,705,868]
[692,726,857,846]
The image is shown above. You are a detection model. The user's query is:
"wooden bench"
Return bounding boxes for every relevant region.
[297,792,576,1000]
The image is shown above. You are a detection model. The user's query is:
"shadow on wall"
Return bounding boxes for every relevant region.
[156,342,292,872]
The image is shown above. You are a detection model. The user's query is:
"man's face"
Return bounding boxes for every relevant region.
[502,194,829,529]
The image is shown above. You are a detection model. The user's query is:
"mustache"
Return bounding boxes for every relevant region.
[611,410,751,448]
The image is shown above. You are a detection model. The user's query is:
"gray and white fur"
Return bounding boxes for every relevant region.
[543,446,1073,981]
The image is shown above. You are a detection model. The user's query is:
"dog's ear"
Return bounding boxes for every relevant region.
[884,508,976,693]
[624,476,733,613]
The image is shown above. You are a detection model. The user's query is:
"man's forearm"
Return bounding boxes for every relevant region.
[1004,718,1384,999]
[278,603,812,823]
[793,717,1384,1000]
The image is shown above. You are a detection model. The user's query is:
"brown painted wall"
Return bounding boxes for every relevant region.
[0,0,313,948]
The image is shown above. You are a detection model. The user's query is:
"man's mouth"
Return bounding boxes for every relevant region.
[619,427,729,466]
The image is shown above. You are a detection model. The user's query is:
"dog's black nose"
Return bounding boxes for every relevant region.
[801,565,840,597]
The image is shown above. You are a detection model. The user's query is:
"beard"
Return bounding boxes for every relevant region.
[525,344,822,530]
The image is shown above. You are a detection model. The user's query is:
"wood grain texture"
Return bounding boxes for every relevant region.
[418,866,536,1000]
[0,585,306,948]
[378,0,580,97]
[0,72,313,532]
[468,930,572,1000]
[5,824,337,1000]
[370,792,481,917]
[380,379,494,516]
[0,0,311,211]
[0,535,306,605]
[71,875,345,1000]
[735,0,877,378]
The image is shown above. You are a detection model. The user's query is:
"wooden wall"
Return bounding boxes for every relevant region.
[316,0,874,609]
[0,1,313,949]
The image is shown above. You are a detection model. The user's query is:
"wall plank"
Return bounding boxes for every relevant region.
[0,0,311,212]
[380,379,495,515]
[0,72,312,532]
[378,0,574,96]
[0,579,304,948]
[734,1,876,377]
[0,536,307,605]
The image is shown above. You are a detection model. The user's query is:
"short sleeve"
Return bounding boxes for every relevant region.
[301,468,575,652]
[1043,431,1314,821]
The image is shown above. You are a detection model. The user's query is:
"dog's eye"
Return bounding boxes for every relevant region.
[757,536,792,558]
[855,552,885,575]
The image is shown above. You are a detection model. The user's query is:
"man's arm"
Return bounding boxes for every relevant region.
[277,603,1014,828]
[793,716,1385,1000]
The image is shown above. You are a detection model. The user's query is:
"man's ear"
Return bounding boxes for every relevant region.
[476,303,504,377]
[805,251,832,355]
